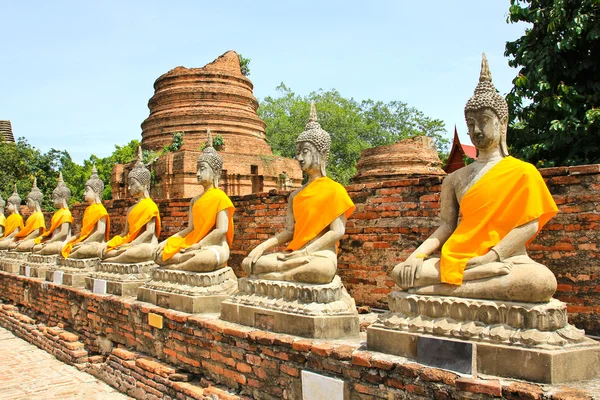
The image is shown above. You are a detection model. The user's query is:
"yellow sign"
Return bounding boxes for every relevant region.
[148,313,163,329]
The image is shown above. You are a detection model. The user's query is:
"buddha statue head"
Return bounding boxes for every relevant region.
[6,185,21,214]
[85,165,104,203]
[128,147,151,198]
[27,178,43,210]
[52,172,71,208]
[296,102,331,176]
[197,129,223,187]
[464,53,509,157]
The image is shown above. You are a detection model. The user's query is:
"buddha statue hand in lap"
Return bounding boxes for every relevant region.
[0,186,24,250]
[10,179,46,252]
[155,130,235,272]
[102,147,160,263]
[32,172,73,255]
[61,166,110,260]
[390,54,558,303]
[241,102,355,285]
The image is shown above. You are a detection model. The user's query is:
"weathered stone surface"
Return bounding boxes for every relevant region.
[86,261,156,296]
[0,252,29,274]
[352,136,445,183]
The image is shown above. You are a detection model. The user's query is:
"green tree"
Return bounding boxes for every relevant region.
[238,54,251,77]
[505,0,600,167]
[259,84,449,184]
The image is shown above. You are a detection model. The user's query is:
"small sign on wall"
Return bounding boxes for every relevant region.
[148,313,163,329]
[53,271,64,285]
[301,370,348,400]
[93,279,107,295]
[24,266,31,277]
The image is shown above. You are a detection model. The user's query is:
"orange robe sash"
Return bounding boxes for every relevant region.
[162,188,234,261]
[4,214,24,237]
[440,156,558,285]
[34,208,73,244]
[61,203,110,258]
[14,211,46,240]
[286,176,355,251]
[105,198,161,252]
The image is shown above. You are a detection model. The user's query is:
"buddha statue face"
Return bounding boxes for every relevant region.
[196,161,214,187]
[26,196,37,211]
[84,185,100,204]
[466,108,506,152]
[128,177,144,198]
[6,202,15,214]
[296,142,321,174]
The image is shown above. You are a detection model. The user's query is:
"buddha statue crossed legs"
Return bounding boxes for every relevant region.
[0,187,23,249]
[390,54,558,303]
[102,148,160,264]
[10,179,46,252]
[32,173,73,255]
[155,130,234,271]
[242,103,355,285]
[61,167,110,260]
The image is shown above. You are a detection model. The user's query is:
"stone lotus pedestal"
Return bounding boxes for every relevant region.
[20,254,59,279]
[137,267,237,313]
[46,257,100,288]
[367,291,600,383]
[85,261,156,296]
[0,251,30,275]
[221,276,359,339]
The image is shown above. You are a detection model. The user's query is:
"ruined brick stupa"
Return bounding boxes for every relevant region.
[0,120,15,143]
[111,51,302,199]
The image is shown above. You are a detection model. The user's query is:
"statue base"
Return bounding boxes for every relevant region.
[367,292,600,383]
[137,267,238,313]
[20,254,59,279]
[86,261,156,296]
[221,276,359,339]
[0,252,30,275]
[46,257,100,287]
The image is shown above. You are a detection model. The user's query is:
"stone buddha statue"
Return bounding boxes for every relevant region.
[0,186,24,250]
[10,179,46,252]
[155,130,234,271]
[241,103,355,284]
[390,54,559,303]
[61,166,110,260]
[32,172,73,255]
[102,148,161,263]
[0,195,5,238]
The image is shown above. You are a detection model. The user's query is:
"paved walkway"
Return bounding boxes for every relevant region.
[0,327,130,400]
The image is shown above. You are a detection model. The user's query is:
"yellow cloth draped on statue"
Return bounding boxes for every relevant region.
[286,176,355,251]
[34,208,73,244]
[4,214,24,236]
[61,203,110,258]
[14,212,46,240]
[105,198,160,252]
[161,188,235,261]
[440,156,558,285]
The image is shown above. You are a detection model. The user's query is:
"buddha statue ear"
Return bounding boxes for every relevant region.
[499,115,509,157]
[319,159,327,177]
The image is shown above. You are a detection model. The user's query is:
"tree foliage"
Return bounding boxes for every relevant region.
[258,84,449,184]
[505,0,600,167]
[238,54,251,77]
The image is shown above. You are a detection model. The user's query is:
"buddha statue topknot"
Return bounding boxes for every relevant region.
[390,54,558,303]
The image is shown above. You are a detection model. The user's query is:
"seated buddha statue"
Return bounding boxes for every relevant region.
[155,130,234,271]
[242,103,355,284]
[0,195,5,239]
[32,172,73,255]
[61,166,110,259]
[102,148,160,263]
[390,54,558,303]
[0,186,24,250]
[10,179,46,252]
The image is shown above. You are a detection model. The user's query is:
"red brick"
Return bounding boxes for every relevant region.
[503,382,544,400]
[136,358,176,377]
[291,339,312,352]
[456,378,502,397]
[223,368,247,385]
[310,343,333,357]
[112,348,138,361]
[351,351,372,367]
[280,364,299,377]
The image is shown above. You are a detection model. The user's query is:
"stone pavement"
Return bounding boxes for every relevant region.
[0,326,130,400]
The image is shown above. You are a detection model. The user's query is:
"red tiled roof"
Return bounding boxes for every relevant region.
[461,144,477,159]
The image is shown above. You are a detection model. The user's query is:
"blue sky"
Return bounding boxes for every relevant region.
[0,1,526,163]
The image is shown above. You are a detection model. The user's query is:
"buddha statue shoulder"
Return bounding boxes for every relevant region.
[390,54,558,303]
[0,186,24,250]
[32,172,73,255]
[241,103,355,285]
[10,179,46,252]
[61,166,110,259]
[155,130,234,272]
[102,148,160,263]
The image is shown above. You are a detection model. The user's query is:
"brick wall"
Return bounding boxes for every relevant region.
[70,164,600,335]
[0,276,589,399]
